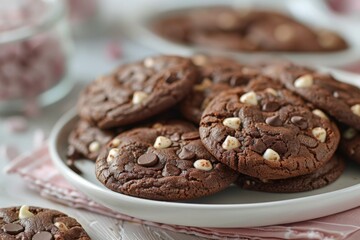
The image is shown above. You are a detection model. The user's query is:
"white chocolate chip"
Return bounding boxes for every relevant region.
[240,91,258,105]
[144,57,154,68]
[19,205,34,219]
[110,138,121,147]
[344,128,357,140]
[317,31,338,48]
[88,141,100,152]
[222,117,241,130]
[193,159,213,171]
[55,222,68,231]
[312,127,327,143]
[351,104,360,117]
[193,78,212,91]
[217,12,237,30]
[107,148,120,163]
[312,109,328,120]
[152,123,163,129]
[154,136,172,149]
[263,148,280,161]
[191,54,208,66]
[222,136,240,150]
[265,88,278,96]
[274,24,294,42]
[294,75,313,88]
[132,91,148,105]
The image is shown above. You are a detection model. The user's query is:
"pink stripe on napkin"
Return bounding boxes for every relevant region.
[5,145,360,240]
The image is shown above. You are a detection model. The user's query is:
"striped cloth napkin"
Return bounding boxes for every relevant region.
[5,144,360,240]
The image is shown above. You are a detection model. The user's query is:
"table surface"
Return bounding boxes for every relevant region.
[0,23,206,240]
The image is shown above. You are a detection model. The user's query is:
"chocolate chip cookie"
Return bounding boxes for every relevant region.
[339,126,360,164]
[0,206,90,240]
[199,87,340,179]
[152,7,348,52]
[67,119,120,161]
[180,55,262,124]
[237,155,344,193]
[95,120,238,201]
[263,63,360,130]
[78,56,198,129]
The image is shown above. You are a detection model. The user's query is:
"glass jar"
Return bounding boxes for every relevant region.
[0,0,73,113]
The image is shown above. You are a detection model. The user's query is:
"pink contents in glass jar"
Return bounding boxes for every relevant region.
[0,35,66,100]
[0,0,72,112]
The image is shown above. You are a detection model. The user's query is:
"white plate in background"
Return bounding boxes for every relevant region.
[50,67,360,228]
[122,0,360,67]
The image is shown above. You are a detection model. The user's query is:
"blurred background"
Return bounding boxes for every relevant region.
[0,0,360,142]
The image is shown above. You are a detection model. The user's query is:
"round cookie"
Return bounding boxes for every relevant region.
[95,120,238,201]
[78,55,198,129]
[0,206,90,239]
[237,155,344,193]
[263,63,360,130]
[180,55,262,124]
[199,87,340,180]
[67,119,120,161]
[246,12,347,52]
[189,32,258,51]
[339,126,360,164]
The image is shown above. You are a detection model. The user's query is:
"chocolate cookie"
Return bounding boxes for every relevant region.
[237,155,344,193]
[199,87,340,179]
[67,119,120,161]
[339,126,360,164]
[245,11,347,52]
[95,120,238,201]
[78,56,198,129]
[0,206,90,239]
[180,55,262,124]
[263,63,360,130]
[152,7,348,52]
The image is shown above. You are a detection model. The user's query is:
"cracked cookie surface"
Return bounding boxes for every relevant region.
[237,154,344,193]
[0,206,90,240]
[67,119,120,161]
[263,63,360,130]
[95,120,238,201]
[78,55,198,129]
[180,55,263,124]
[199,87,340,179]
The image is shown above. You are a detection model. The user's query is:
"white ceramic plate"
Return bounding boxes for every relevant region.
[123,0,360,67]
[50,67,360,228]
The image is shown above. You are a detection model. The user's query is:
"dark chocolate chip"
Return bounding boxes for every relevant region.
[165,72,178,84]
[137,153,159,167]
[32,231,53,240]
[162,164,181,176]
[66,159,82,174]
[265,115,282,126]
[3,223,24,235]
[291,116,308,129]
[170,133,180,142]
[181,132,200,140]
[262,101,280,112]
[178,148,196,160]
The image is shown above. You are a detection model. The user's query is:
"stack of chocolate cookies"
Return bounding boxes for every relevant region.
[68,54,360,201]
